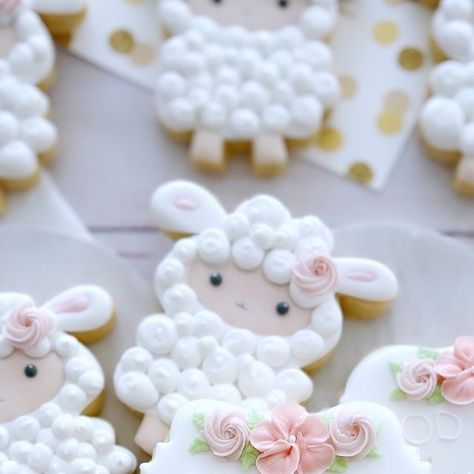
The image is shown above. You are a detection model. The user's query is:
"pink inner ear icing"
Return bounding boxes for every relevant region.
[52,295,90,314]
[344,271,377,283]
[174,198,198,211]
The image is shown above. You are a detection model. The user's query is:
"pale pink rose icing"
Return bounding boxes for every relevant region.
[189,403,382,472]
[250,403,335,474]
[292,252,338,296]
[202,412,250,461]
[396,360,438,401]
[2,303,55,350]
[328,412,376,460]
[0,0,21,16]
[434,336,474,405]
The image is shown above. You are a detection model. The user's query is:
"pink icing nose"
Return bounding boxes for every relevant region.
[174,198,197,211]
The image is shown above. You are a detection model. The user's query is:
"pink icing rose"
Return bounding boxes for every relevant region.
[250,403,335,474]
[202,411,250,462]
[0,0,21,16]
[2,304,55,350]
[396,360,438,401]
[329,412,376,460]
[292,252,338,297]
[435,336,474,405]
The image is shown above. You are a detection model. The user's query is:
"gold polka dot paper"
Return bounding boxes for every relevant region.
[298,0,433,190]
[67,0,161,89]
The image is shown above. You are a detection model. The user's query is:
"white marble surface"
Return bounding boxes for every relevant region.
[43,49,474,281]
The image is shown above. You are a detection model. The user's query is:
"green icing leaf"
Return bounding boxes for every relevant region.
[247,410,264,429]
[192,413,206,431]
[319,411,335,425]
[428,385,445,405]
[390,388,407,401]
[417,347,440,361]
[388,362,403,375]
[239,444,260,470]
[329,456,348,473]
[368,447,382,458]
[189,436,210,454]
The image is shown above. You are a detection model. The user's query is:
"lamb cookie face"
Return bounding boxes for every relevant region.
[0,0,55,87]
[0,286,136,474]
[419,59,474,196]
[186,0,308,31]
[341,337,474,473]
[140,399,432,474]
[155,0,340,175]
[114,181,398,454]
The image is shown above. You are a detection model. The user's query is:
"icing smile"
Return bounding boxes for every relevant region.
[235,301,248,311]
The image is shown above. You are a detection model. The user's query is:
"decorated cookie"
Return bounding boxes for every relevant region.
[154,0,340,176]
[419,59,474,196]
[430,0,474,62]
[0,0,55,89]
[0,286,137,473]
[0,68,58,212]
[140,399,432,474]
[341,337,474,473]
[30,0,87,44]
[114,180,398,455]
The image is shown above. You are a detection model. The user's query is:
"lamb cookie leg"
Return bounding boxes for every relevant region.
[454,154,474,196]
[135,412,170,455]
[251,134,288,177]
[190,130,226,173]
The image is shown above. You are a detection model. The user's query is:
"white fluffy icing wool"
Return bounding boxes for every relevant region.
[420,59,474,153]
[154,0,340,140]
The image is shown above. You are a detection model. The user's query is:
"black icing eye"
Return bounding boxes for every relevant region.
[24,364,38,378]
[278,0,289,7]
[212,0,223,4]
[210,272,223,287]
[276,301,290,316]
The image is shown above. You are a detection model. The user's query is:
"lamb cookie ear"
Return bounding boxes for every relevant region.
[150,180,227,239]
[43,285,115,344]
[335,258,398,319]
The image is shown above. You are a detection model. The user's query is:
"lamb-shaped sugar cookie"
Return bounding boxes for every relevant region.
[419,59,474,196]
[0,70,58,211]
[0,0,55,89]
[0,286,136,473]
[140,400,432,474]
[341,337,474,473]
[154,0,340,176]
[430,0,474,63]
[30,0,87,44]
[114,181,398,455]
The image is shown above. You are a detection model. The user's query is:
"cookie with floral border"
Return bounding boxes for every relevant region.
[154,0,340,176]
[419,59,474,196]
[341,337,474,473]
[0,0,55,89]
[30,0,87,45]
[140,399,432,474]
[114,180,398,455]
[0,286,137,473]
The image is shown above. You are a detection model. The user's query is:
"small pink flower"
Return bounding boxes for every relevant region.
[396,360,438,401]
[2,303,55,350]
[292,252,338,297]
[435,336,474,405]
[329,411,376,460]
[250,403,335,474]
[202,412,250,462]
